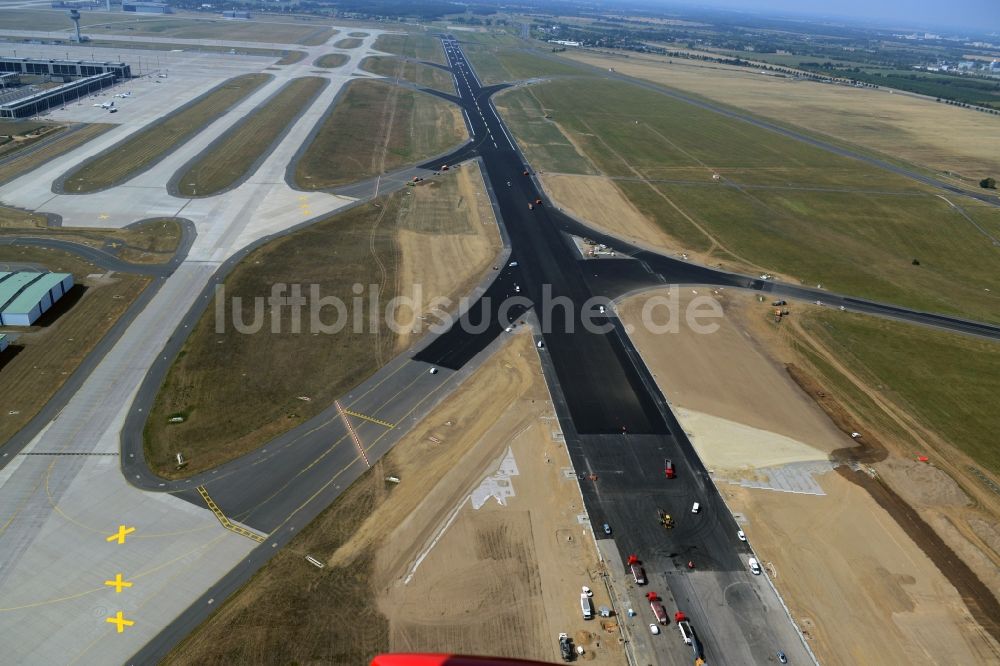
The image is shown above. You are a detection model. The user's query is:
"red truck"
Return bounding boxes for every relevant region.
[646,592,668,625]
[664,459,675,479]
[626,554,646,585]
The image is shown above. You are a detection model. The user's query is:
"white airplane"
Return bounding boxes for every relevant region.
[115,91,132,98]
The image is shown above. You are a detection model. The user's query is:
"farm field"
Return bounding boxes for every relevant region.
[561,49,1000,186]
[175,77,326,197]
[496,78,1000,323]
[0,246,149,444]
[145,165,500,477]
[61,73,270,193]
[361,56,455,94]
[313,53,349,68]
[294,79,466,190]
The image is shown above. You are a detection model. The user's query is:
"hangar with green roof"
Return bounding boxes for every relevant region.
[0,271,74,326]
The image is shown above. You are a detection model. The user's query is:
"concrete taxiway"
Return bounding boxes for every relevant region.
[0,27,407,664]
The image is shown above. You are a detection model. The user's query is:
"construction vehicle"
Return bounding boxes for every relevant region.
[626,554,646,585]
[646,592,668,625]
[658,509,674,529]
[664,459,675,479]
[558,633,573,662]
[675,611,694,644]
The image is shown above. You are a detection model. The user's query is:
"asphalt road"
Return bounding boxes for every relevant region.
[113,34,999,663]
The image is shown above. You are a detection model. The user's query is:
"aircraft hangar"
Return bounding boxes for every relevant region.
[0,271,74,326]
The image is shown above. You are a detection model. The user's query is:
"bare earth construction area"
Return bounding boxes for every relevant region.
[618,289,1000,662]
[166,334,624,665]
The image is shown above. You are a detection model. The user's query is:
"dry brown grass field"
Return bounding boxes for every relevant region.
[145,164,500,477]
[564,49,1000,186]
[294,79,466,190]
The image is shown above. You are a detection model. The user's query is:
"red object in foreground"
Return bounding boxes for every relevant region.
[675,611,688,623]
[372,656,558,666]
[917,455,929,462]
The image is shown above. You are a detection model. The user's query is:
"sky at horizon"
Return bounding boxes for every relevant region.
[668,0,999,34]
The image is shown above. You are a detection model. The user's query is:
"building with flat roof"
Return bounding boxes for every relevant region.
[0,72,115,118]
[123,1,173,12]
[0,271,74,326]
[0,57,130,80]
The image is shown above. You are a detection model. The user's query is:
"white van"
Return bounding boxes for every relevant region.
[580,594,593,620]
[691,502,700,514]
[748,557,761,575]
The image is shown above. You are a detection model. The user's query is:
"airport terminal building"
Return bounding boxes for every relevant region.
[0,57,131,118]
[0,271,75,326]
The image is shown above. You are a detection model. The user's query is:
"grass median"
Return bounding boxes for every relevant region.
[61,73,270,193]
[497,77,1000,323]
[800,311,1000,474]
[175,77,326,197]
[373,33,446,64]
[333,37,363,49]
[313,53,349,68]
[145,164,500,477]
[294,79,466,190]
[361,56,454,94]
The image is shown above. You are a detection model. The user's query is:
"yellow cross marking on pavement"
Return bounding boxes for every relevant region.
[98,213,109,220]
[104,573,132,593]
[106,525,135,544]
[106,611,134,633]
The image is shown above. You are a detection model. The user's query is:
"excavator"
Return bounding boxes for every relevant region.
[658,509,674,529]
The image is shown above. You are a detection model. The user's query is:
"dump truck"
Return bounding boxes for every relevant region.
[646,592,668,625]
[659,509,674,529]
[675,611,694,645]
[626,555,647,585]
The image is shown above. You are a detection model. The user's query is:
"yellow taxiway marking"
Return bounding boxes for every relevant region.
[106,611,134,633]
[104,574,132,594]
[196,486,266,543]
[106,525,135,544]
[335,401,371,468]
[343,410,395,429]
